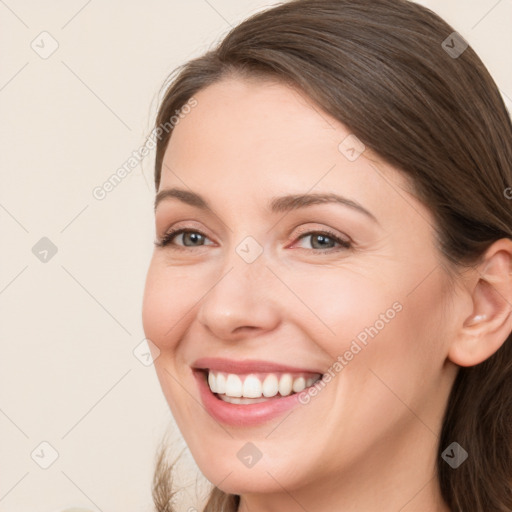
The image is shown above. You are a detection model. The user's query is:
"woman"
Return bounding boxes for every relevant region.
[142,0,512,510]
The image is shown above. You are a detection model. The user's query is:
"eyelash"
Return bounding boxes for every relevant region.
[154,227,352,254]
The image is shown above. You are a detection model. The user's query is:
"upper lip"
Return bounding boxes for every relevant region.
[192,357,323,375]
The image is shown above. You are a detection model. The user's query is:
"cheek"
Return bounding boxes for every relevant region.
[293,263,448,399]
[141,260,200,351]
[286,267,398,353]
[332,267,451,410]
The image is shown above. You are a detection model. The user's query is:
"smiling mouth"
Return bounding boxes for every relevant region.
[192,358,325,425]
[201,370,323,404]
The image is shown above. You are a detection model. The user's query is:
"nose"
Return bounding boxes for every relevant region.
[196,255,282,342]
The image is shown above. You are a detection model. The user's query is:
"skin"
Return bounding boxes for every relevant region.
[142,76,512,512]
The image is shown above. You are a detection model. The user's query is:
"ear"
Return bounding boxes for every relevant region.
[448,238,512,367]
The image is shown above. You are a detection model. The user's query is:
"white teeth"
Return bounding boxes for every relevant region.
[216,372,226,394]
[208,372,217,393]
[262,374,279,397]
[292,376,306,393]
[278,373,293,396]
[243,375,262,398]
[225,374,242,397]
[207,371,321,399]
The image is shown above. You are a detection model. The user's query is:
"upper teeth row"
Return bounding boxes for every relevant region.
[207,371,321,398]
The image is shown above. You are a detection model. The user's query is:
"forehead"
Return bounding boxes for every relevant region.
[160,76,415,213]
[167,76,341,159]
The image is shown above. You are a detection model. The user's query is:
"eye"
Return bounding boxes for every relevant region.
[155,227,352,254]
[154,228,214,250]
[293,229,352,253]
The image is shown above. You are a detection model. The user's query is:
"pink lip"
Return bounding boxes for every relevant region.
[193,370,306,427]
[192,357,322,375]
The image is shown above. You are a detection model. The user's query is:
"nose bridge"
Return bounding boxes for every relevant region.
[196,238,280,339]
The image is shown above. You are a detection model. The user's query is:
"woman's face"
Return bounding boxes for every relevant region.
[142,77,459,500]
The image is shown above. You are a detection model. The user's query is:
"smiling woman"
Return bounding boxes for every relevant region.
[141,0,512,511]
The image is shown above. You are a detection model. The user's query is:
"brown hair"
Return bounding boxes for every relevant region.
[150,0,512,510]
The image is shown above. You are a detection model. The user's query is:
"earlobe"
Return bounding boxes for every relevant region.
[448,239,512,368]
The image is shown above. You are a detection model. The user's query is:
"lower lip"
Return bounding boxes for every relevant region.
[194,371,303,427]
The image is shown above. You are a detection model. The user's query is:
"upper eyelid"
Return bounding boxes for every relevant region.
[159,220,348,238]
[293,224,350,241]
[159,225,343,240]
[159,227,214,247]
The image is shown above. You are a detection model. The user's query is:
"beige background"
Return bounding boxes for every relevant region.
[0,1,510,511]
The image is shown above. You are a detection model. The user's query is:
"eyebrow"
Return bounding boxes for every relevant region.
[154,187,378,223]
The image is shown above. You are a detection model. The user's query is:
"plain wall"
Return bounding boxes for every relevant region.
[0,1,510,511]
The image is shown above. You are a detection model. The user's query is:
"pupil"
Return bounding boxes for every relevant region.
[186,232,203,245]
[314,234,332,248]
